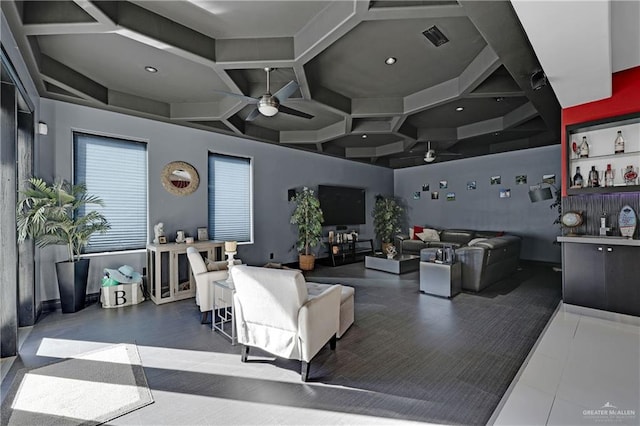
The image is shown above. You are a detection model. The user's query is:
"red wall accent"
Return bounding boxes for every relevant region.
[560,66,640,195]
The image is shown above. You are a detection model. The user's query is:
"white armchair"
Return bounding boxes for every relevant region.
[186,246,241,324]
[231,265,341,381]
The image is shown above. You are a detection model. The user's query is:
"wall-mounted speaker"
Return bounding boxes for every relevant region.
[530,69,547,91]
[287,188,297,201]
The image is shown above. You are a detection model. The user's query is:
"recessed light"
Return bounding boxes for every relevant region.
[362,134,368,139]
[385,57,397,65]
[455,107,464,112]
[144,66,158,73]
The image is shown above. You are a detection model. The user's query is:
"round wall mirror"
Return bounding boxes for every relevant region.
[161,161,199,196]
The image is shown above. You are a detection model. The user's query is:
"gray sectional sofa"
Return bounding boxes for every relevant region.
[396,229,521,292]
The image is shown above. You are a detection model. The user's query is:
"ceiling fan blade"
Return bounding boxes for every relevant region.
[213,90,259,104]
[439,151,463,156]
[273,80,299,103]
[245,108,261,121]
[278,104,313,120]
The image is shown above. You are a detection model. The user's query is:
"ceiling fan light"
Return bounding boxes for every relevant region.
[424,150,436,163]
[258,104,278,116]
[258,96,279,117]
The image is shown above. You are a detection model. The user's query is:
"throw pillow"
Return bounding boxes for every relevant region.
[412,225,424,240]
[468,238,488,246]
[416,228,440,242]
[496,231,505,237]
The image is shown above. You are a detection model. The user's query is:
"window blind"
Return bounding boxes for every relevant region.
[208,153,252,242]
[74,132,147,252]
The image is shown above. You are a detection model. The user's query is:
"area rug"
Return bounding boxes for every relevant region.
[1,343,153,426]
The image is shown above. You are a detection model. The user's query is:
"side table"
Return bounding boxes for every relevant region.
[212,279,236,344]
[419,261,461,298]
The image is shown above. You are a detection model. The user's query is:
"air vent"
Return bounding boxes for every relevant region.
[423,25,449,47]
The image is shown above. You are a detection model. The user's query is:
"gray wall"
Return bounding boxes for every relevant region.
[38,99,393,301]
[393,145,561,262]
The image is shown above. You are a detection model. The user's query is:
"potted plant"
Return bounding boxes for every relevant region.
[372,194,403,254]
[17,177,110,313]
[290,187,324,271]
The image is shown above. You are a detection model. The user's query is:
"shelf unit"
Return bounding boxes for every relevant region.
[146,241,224,305]
[566,113,640,195]
[325,239,374,267]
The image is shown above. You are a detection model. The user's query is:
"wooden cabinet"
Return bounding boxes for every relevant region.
[560,238,640,316]
[604,245,640,316]
[561,242,606,310]
[146,241,224,305]
[566,113,640,195]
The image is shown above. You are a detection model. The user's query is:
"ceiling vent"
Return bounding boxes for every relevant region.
[423,25,449,47]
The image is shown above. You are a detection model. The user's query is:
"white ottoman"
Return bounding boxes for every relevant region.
[306,282,355,338]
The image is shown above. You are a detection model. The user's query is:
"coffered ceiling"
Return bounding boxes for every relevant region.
[3,0,562,168]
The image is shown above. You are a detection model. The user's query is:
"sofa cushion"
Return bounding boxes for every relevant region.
[403,239,427,253]
[474,230,502,238]
[474,236,521,266]
[427,241,463,249]
[468,238,488,246]
[439,229,475,245]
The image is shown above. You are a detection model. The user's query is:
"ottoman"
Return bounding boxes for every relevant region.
[306,282,355,338]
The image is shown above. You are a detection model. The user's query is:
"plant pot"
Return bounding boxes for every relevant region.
[298,254,316,271]
[55,258,90,313]
[381,242,394,255]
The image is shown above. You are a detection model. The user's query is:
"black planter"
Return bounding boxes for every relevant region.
[55,259,90,313]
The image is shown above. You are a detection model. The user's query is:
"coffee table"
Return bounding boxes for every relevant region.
[364,254,420,274]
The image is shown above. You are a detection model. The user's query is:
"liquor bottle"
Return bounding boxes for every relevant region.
[573,166,584,188]
[588,166,599,187]
[579,136,589,158]
[614,130,625,154]
[604,164,615,187]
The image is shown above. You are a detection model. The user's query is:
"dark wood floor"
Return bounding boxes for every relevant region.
[2,261,561,425]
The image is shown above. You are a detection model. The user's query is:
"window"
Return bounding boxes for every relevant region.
[74,132,147,252]
[208,153,252,242]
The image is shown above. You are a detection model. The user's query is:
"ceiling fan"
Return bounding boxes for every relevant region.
[423,141,462,163]
[215,67,313,121]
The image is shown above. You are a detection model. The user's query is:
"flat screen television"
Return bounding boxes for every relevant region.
[318,185,366,226]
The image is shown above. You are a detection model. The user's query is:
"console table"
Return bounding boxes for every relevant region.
[326,239,374,266]
[146,241,224,305]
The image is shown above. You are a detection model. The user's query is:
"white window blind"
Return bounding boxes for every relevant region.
[74,132,147,252]
[208,153,252,242]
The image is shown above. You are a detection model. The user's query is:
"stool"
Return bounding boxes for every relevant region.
[306,282,355,338]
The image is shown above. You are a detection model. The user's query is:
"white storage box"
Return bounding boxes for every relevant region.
[101,283,145,308]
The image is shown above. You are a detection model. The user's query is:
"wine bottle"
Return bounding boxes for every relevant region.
[588,166,599,187]
[579,136,589,158]
[573,166,584,188]
[604,164,615,187]
[614,130,625,154]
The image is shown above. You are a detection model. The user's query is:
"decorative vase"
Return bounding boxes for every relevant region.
[299,254,315,271]
[55,258,90,313]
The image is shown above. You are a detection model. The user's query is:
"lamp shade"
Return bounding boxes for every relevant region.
[528,186,553,203]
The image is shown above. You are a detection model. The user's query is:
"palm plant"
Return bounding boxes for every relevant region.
[17,177,110,262]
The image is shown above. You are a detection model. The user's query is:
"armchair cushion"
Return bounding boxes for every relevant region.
[186,247,241,313]
[231,265,340,363]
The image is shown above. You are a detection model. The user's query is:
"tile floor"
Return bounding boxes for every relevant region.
[491,303,640,426]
